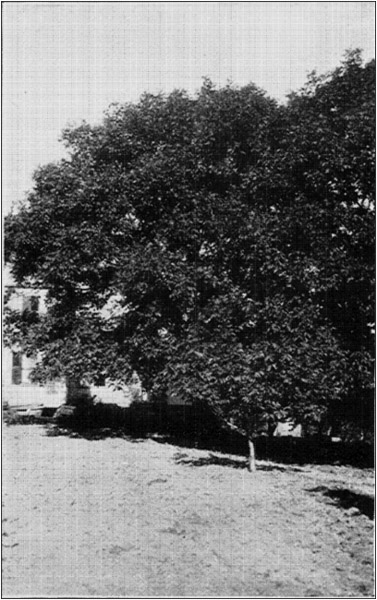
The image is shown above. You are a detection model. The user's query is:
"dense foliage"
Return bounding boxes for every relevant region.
[5,50,375,438]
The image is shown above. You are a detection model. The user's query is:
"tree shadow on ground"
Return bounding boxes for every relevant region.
[45,425,148,442]
[257,463,307,472]
[40,402,373,469]
[306,486,374,519]
[255,436,374,469]
[174,452,307,472]
[174,453,248,469]
[152,432,248,456]
[157,433,374,469]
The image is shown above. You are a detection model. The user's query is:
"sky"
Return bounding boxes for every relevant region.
[3,1,375,214]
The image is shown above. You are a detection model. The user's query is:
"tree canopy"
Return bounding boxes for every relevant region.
[5,50,375,439]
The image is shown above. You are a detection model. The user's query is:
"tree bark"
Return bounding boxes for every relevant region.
[221,418,257,472]
[248,439,256,472]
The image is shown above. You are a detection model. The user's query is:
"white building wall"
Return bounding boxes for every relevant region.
[3,275,139,409]
[3,345,67,408]
[3,345,134,408]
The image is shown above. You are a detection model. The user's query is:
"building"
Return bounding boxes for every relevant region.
[2,266,139,409]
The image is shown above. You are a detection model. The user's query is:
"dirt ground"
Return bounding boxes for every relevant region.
[2,424,374,597]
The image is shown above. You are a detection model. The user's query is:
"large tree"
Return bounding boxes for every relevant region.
[5,51,374,466]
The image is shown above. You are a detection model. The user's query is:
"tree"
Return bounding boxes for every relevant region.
[268,49,375,438]
[5,52,375,467]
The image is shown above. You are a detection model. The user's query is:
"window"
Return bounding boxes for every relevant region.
[22,295,39,314]
[12,352,23,385]
[30,296,39,313]
[96,375,106,387]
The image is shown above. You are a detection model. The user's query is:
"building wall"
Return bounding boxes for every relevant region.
[3,342,136,408]
[5,287,48,314]
[3,279,139,409]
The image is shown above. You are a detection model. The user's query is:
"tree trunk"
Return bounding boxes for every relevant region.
[222,418,257,472]
[248,439,256,472]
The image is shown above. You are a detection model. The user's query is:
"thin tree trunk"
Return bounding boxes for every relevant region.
[248,439,256,472]
[222,418,257,472]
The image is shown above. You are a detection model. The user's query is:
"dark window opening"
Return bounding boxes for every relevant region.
[12,352,23,385]
[30,296,39,313]
[96,375,106,387]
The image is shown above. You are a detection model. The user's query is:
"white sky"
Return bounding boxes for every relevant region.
[3,1,375,214]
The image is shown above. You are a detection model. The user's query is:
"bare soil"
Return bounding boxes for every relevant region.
[2,425,374,597]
